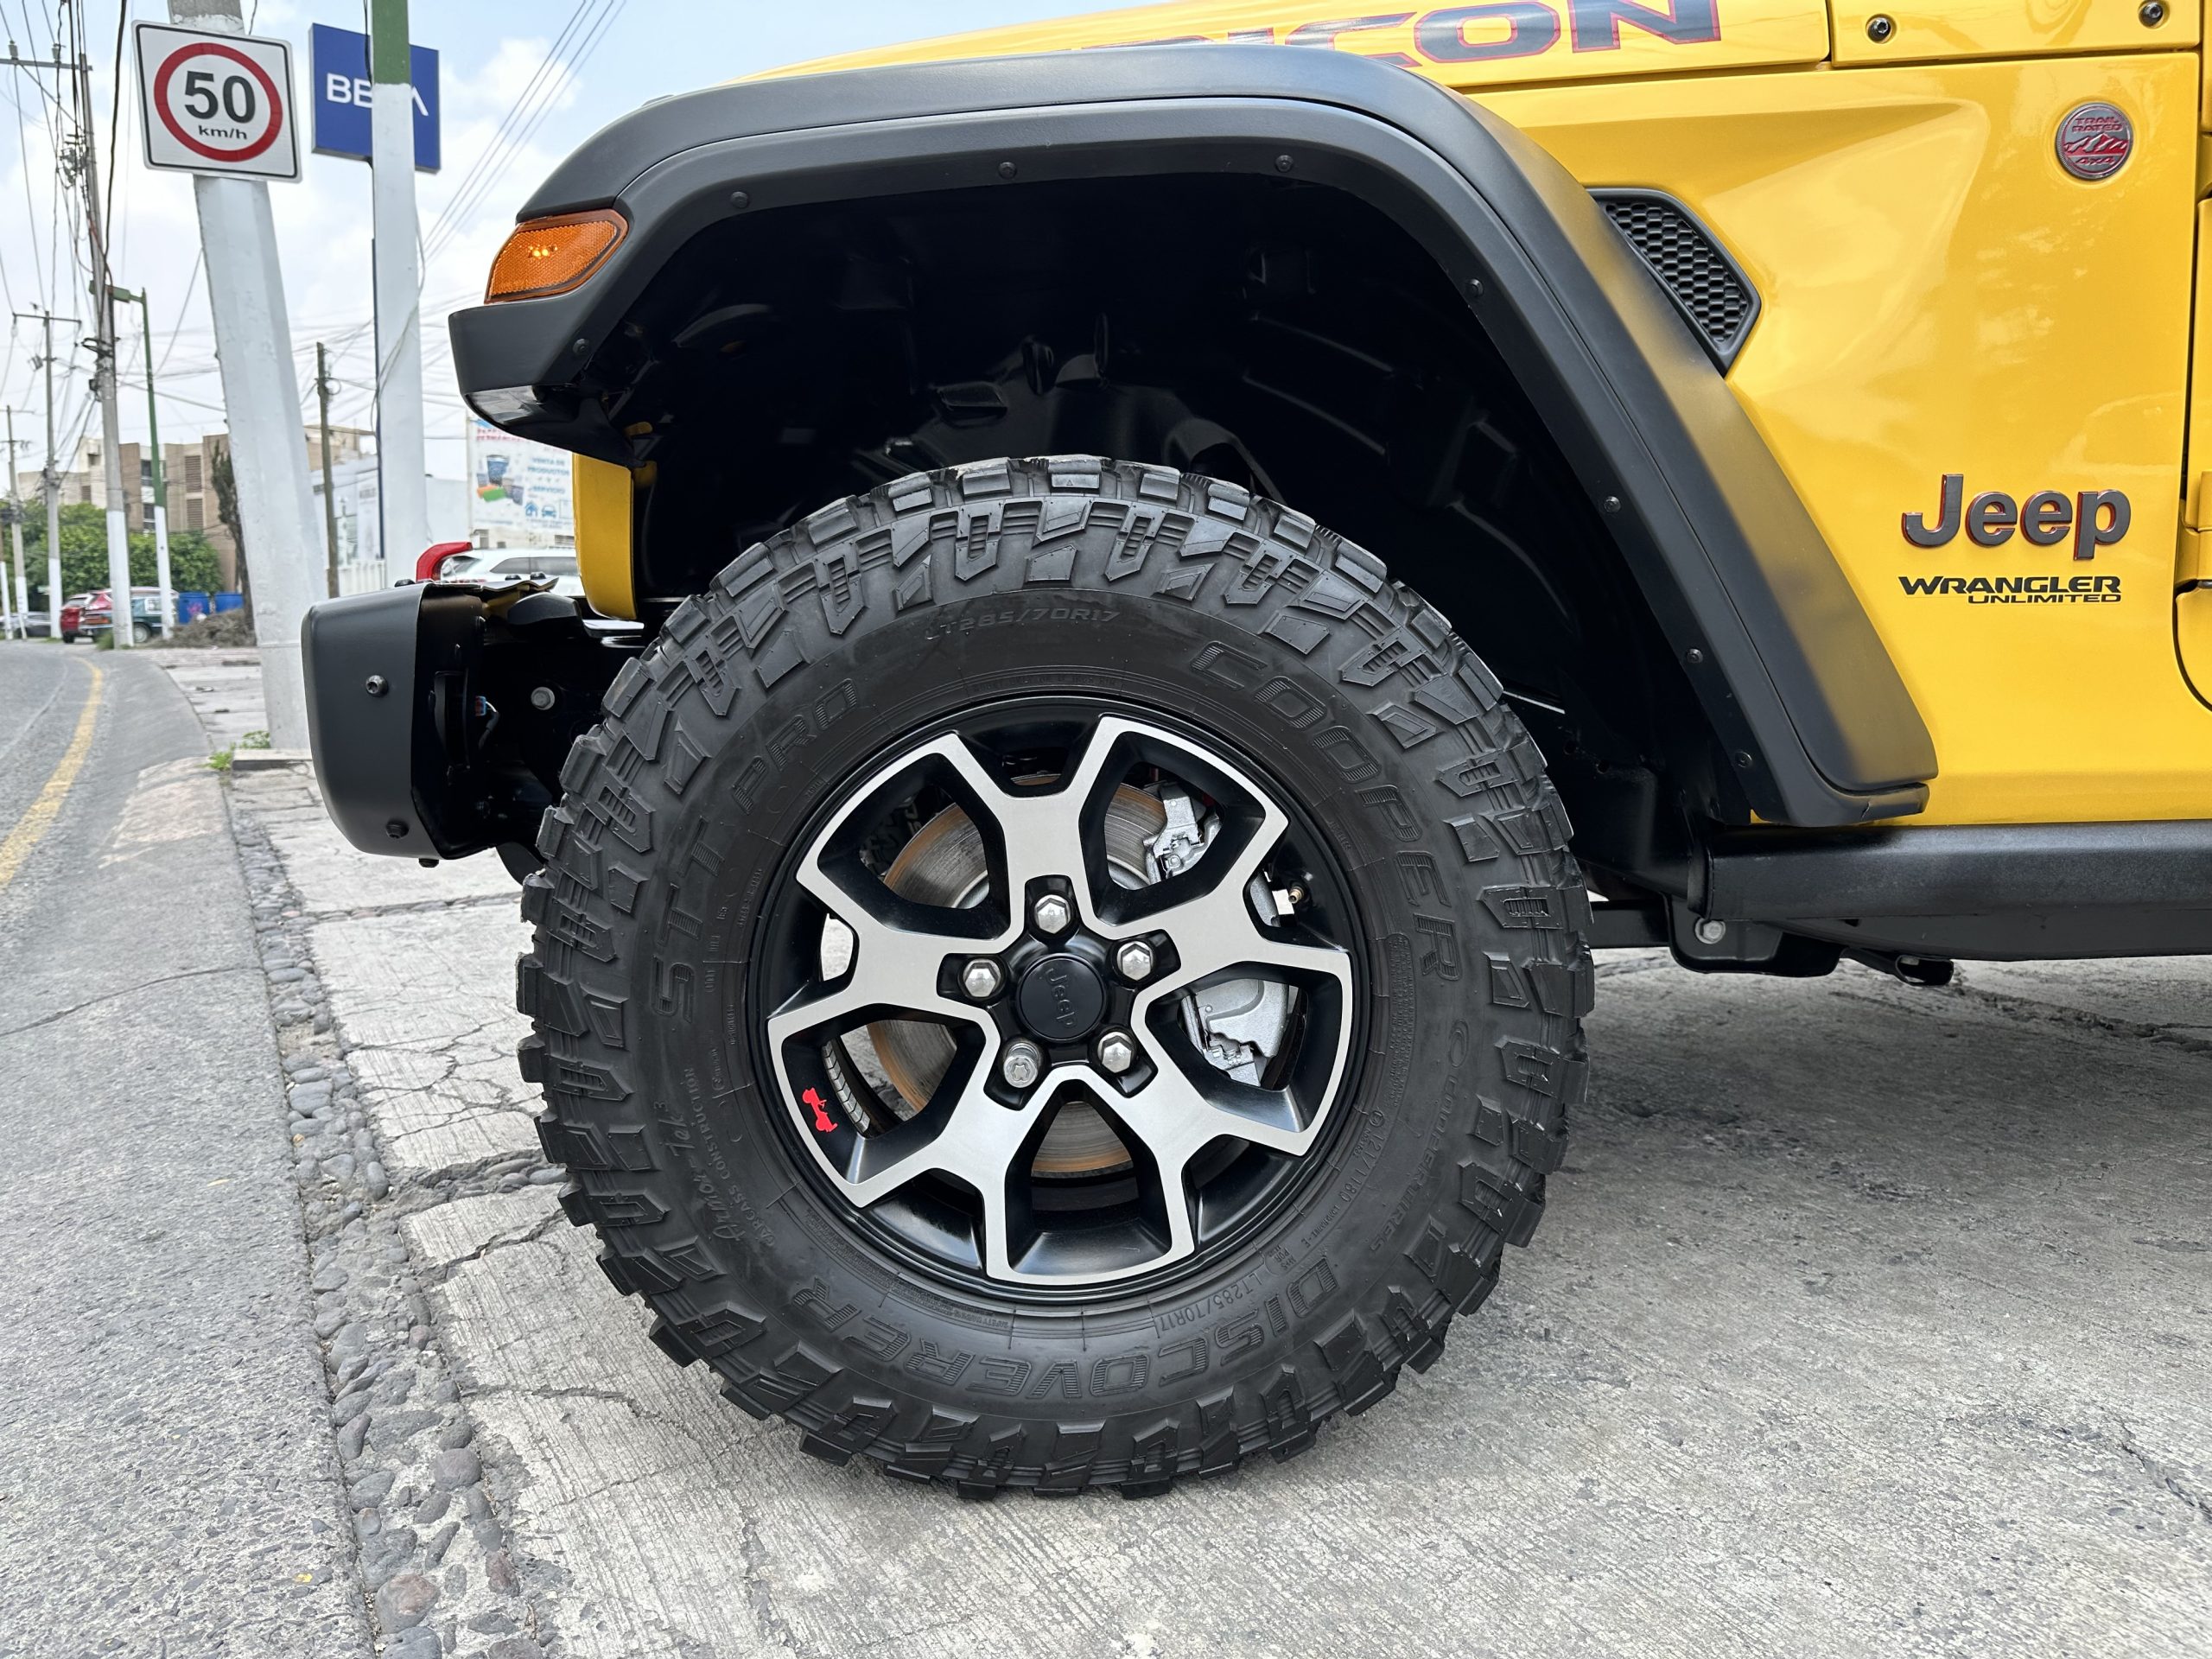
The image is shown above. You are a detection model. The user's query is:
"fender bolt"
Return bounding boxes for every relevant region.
[962,958,1003,1001]
[1468,277,1484,297]
[1694,918,1727,945]
[364,674,389,697]
[1114,940,1155,981]
[529,685,556,710]
[1001,1039,1044,1090]
[385,819,409,839]
[1274,153,1294,173]
[1686,648,1706,665]
[998,161,1018,180]
[1734,751,1756,769]
[729,189,751,209]
[1866,13,1894,41]
[1031,893,1073,935]
[2141,1,2166,22]
[1096,1030,1137,1076]
[570,337,590,357]
[1602,495,1623,513]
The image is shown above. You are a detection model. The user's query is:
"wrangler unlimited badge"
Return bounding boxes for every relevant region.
[1898,474,2130,604]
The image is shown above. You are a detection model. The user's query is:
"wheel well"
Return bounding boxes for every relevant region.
[588,171,1717,880]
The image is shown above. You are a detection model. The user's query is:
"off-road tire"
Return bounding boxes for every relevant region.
[518,456,1592,1496]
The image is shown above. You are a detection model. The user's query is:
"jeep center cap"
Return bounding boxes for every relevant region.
[1016,953,1107,1042]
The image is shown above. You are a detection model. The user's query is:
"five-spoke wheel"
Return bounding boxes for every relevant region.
[758,709,1358,1290]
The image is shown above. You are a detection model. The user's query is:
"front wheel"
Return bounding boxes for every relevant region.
[521,457,1590,1495]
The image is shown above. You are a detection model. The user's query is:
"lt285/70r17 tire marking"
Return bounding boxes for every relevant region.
[517,455,1592,1496]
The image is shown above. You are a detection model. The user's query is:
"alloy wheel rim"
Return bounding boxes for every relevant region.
[754,706,1363,1293]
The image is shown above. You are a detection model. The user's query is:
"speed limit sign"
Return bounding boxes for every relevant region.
[135,22,300,181]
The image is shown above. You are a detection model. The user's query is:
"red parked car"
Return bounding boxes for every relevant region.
[65,588,164,645]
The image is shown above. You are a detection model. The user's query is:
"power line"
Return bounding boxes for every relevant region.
[6,77,49,312]
[423,1,627,264]
[155,251,201,375]
[100,0,119,253]
[419,0,596,256]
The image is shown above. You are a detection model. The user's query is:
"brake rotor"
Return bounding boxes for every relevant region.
[863,784,1166,1177]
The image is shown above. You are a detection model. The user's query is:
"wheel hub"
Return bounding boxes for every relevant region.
[1015,950,1108,1042]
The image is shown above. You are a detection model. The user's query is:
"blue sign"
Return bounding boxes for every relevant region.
[308,23,438,172]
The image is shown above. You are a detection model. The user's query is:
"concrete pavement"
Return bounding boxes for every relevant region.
[214,643,2210,1659]
[3,637,2207,1658]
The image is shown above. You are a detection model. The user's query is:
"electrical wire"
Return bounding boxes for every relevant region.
[423,0,627,266]
[100,0,119,253]
[418,0,596,256]
[155,251,200,374]
[7,77,48,311]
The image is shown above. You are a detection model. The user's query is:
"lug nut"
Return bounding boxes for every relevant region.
[1031,893,1073,935]
[1114,939,1155,981]
[1095,1030,1136,1076]
[961,958,1002,1001]
[1000,1039,1044,1090]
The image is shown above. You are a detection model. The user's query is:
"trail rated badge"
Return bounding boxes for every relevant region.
[2056,103,2133,182]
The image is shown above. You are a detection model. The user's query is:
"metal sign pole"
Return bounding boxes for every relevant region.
[159,0,319,745]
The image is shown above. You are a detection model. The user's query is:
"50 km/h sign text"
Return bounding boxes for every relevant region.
[134,22,300,181]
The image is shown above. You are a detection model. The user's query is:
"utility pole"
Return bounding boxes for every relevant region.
[56,39,137,650]
[5,36,81,646]
[167,0,322,747]
[112,290,175,637]
[3,407,25,639]
[370,0,428,571]
[315,343,340,598]
[16,309,76,645]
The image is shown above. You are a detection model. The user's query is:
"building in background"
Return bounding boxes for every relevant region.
[13,423,517,596]
[20,427,375,590]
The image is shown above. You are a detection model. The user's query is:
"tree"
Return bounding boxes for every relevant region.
[19,503,225,606]
[211,444,250,622]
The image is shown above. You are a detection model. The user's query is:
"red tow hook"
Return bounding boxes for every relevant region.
[415,541,474,582]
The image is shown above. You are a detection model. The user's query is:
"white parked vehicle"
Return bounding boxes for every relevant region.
[429,549,584,601]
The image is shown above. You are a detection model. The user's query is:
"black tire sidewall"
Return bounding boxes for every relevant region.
[529,460,1586,1481]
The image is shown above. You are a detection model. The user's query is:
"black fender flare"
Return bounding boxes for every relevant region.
[448,46,1935,829]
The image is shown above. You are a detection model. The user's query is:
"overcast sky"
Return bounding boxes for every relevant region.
[0,0,1098,477]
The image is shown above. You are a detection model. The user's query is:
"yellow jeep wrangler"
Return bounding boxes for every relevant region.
[301,0,2212,1495]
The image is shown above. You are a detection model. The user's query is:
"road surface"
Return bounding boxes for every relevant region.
[0,640,368,1656]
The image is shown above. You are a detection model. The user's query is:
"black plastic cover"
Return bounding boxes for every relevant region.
[301,584,434,858]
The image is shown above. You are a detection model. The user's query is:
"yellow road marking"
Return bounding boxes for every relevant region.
[0,663,104,892]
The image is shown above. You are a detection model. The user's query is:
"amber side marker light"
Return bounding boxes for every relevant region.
[486,210,626,302]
